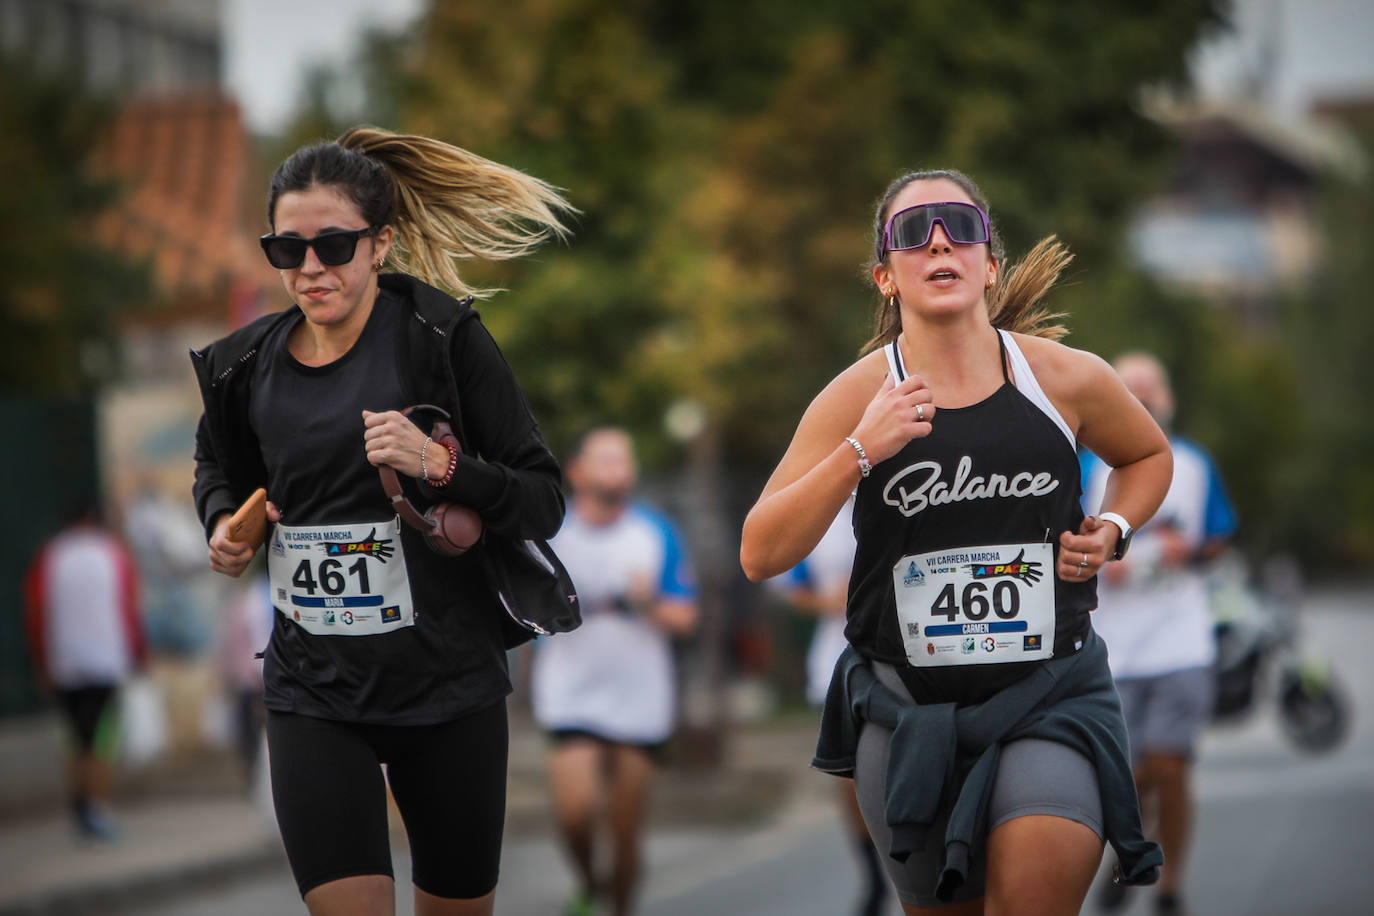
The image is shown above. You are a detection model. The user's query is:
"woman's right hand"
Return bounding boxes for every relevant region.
[848,371,935,465]
[207,500,281,578]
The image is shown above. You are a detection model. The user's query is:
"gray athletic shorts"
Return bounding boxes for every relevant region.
[1114,666,1214,762]
[854,661,1104,906]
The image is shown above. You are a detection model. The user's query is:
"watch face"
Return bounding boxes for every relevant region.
[1115,530,1132,560]
[1101,513,1132,560]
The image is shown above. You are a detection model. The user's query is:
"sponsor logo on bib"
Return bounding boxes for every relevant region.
[966,549,1044,585]
[381,605,402,624]
[902,561,925,587]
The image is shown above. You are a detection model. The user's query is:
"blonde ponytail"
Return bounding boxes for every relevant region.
[987,235,1072,340]
[336,126,575,297]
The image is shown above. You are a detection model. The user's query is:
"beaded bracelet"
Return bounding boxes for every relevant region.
[425,438,459,488]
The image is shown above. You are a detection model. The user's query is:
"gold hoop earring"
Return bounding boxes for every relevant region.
[373,258,385,272]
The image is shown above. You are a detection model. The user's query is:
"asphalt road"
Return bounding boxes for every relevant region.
[144,587,1374,915]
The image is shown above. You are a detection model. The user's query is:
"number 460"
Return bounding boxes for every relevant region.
[929,581,1019,622]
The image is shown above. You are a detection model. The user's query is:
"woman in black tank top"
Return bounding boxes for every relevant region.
[741,170,1173,915]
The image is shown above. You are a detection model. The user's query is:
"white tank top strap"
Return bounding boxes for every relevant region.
[998,329,1075,449]
[886,338,906,381]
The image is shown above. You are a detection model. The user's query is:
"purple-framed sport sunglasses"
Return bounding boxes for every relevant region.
[881,201,990,255]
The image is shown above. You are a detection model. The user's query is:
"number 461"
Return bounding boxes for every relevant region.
[292,558,370,595]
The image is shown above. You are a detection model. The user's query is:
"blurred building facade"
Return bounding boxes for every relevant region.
[2,0,272,735]
[1130,97,1363,330]
[0,0,219,92]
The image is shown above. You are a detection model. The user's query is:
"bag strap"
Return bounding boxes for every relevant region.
[378,404,460,536]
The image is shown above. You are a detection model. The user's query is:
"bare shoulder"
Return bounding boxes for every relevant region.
[799,347,884,427]
[820,347,890,404]
[757,347,890,498]
[1009,332,1116,405]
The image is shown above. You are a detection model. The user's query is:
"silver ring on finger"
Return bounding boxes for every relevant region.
[916,404,925,422]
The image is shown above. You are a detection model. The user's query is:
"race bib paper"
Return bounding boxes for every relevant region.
[892,542,1055,667]
[268,518,415,636]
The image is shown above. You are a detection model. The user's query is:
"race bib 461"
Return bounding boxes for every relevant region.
[268,518,415,636]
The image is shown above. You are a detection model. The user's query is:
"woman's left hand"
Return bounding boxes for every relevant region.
[1056,515,1119,582]
[362,410,450,481]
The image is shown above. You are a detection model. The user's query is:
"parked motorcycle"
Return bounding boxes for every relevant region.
[1209,555,1350,754]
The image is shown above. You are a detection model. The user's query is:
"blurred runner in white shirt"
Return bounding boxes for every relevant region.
[531,428,697,916]
[784,494,890,916]
[1083,353,1238,916]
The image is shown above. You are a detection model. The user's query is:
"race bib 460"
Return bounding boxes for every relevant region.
[268,518,415,636]
[892,542,1054,667]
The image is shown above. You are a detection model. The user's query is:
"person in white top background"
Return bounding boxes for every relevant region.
[783,493,890,916]
[23,501,147,840]
[1081,352,1238,916]
[531,427,698,916]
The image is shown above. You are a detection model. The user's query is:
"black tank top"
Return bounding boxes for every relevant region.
[844,331,1095,706]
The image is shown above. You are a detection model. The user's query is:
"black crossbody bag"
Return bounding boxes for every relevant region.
[384,403,580,647]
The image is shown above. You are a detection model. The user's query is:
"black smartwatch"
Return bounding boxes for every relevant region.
[1098,512,1135,561]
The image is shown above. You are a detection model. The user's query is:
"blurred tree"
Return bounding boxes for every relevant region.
[1278,122,1374,565]
[0,58,150,396]
[355,0,1228,468]
[0,57,148,716]
[290,1,1342,564]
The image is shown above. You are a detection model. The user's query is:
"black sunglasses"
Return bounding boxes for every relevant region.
[259,226,377,270]
[882,202,990,254]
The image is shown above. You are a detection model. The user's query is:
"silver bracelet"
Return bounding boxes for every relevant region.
[419,436,433,480]
[844,436,872,478]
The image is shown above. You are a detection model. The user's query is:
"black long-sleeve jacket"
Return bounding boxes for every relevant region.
[191,274,564,723]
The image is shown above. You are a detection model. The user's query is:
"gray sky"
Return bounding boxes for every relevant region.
[222,0,424,133]
[1190,0,1374,113]
[222,0,1374,135]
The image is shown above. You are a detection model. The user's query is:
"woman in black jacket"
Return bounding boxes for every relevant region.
[192,127,573,916]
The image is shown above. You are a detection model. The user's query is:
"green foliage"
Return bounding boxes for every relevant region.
[1278,124,1374,565]
[317,0,1224,466]
[288,2,1374,567]
[0,57,150,395]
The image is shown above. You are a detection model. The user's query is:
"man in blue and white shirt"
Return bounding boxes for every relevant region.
[532,428,696,916]
[1082,353,1238,916]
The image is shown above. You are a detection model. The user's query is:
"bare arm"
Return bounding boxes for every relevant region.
[740,353,935,581]
[651,597,698,636]
[1023,338,1173,578]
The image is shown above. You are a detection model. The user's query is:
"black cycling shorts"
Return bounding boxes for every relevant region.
[55,685,116,753]
[266,700,508,899]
